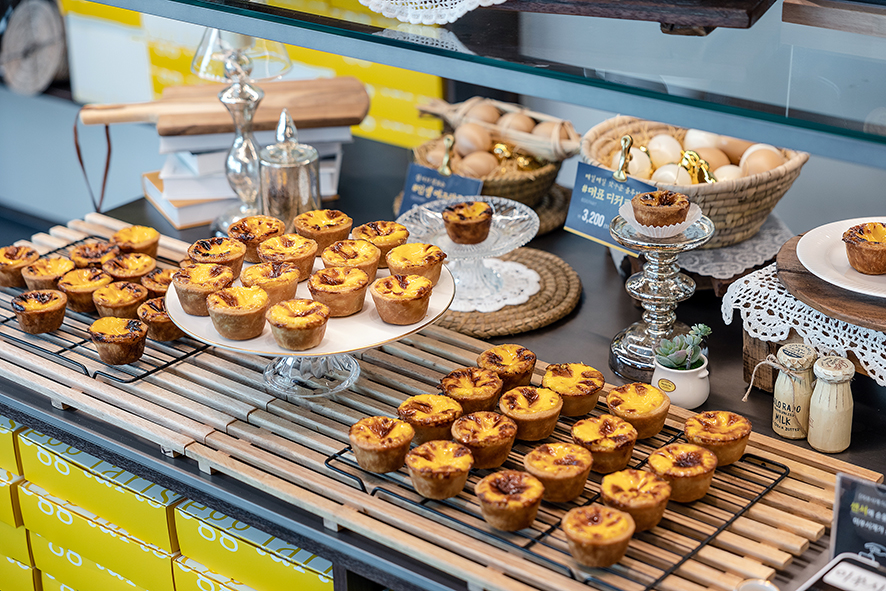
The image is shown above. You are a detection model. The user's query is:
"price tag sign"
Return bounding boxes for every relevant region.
[564,161,655,256]
[398,163,483,216]
[832,474,886,564]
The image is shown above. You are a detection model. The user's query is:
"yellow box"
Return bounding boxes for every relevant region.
[175,500,333,591]
[31,532,150,591]
[18,480,177,591]
[18,428,183,552]
[174,555,258,591]
[0,553,38,591]
[0,468,23,528]
[0,519,31,567]
[0,415,23,475]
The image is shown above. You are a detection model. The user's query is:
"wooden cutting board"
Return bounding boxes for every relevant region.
[79,77,370,136]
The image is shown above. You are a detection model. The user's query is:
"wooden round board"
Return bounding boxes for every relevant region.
[776,235,886,332]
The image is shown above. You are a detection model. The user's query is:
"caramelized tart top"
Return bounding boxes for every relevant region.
[608,383,669,416]
[499,386,561,416]
[542,363,604,397]
[571,414,638,452]
[12,290,65,312]
[476,470,544,508]
[349,416,414,447]
[405,440,473,474]
[647,443,718,477]
[451,412,517,446]
[524,442,592,476]
[352,221,409,246]
[684,411,752,444]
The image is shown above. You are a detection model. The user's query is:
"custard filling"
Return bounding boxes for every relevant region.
[543,363,604,396]
[647,443,717,477]
[104,254,154,274]
[608,383,667,415]
[602,469,670,504]
[322,240,379,265]
[89,317,145,340]
[112,225,158,245]
[59,269,112,290]
[443,201,492,221]
[309,267,368,293]
[685,411,751,444]
[94,282,146,305]
[387,243,445,267]
[259,234,316,256]
[242,262,300,287]
[24,258,74,277]
[208,286,268,310]
[266,299,329,328]
[452,412,516,444]
[174,264,233,287]
[142,268,175,289]
[70,242,119,265]
[398,394,461,423]
[406,440,472,473]
[295,209,350,230]
[563,506,633,540]
[190,238,244,258]
[0,246,38,267]
[12,291,64,312]
[572,415,637,451]
[353,222,409,246]
[372,275,431,298]
[229,216,284,242]
[525,442,591,474]
[500,387,560,416]
[350,417,414,446]
[479,344,535,370]
[477,471,543,507]
[138,298,170,321]
[440,367,501,398]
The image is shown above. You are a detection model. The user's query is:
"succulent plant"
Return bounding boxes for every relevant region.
[654,324,711,370]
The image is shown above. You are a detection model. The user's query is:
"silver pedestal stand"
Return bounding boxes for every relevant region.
[608,215,715,381]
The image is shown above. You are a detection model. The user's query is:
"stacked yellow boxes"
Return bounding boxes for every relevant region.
[0,415,38,590]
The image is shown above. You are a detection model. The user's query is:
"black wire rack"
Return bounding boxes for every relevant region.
[0,237,208,383]
[326,413,790,590]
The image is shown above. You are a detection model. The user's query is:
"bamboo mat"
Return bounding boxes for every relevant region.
[1,213,882,591]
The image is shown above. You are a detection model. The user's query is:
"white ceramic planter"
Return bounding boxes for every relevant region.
[651,355,710,409]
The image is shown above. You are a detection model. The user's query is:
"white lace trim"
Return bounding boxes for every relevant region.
[375,25,475,54]
[359,0,507,25]
[722,263,886,386]
[449,259,541,313]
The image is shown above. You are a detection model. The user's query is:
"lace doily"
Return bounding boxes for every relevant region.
[375,25,475,53]
[449,259,540,313]
[360,0,506,25]
[722,263,886,386]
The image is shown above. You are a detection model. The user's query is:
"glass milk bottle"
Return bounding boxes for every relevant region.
[771,343,816,440]
[807,356,855,454]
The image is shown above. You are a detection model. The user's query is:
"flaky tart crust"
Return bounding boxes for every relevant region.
[57,268,113,313]
[476,470,544,531]
[477,344,537,392]
[256,234,318,281]
[561,505,635,568]
[206,286,269,340]
[321,239,382,282]
[450,411,517,469]
[88,317,148,365]
[601,469,671,531]
[265,299,330,351]
[499,386,563,441]
[308,267,369,317]
[523,442,593,502]
[349,416,415,473]
[110,225,160,257]
[842,222,886,275]
[12,290,67,334]
[172,264,235,317]
[442,201,494,245]
[631,190,690,227]
[69,241,120,268]
[684,411,752,466]
[542,363,605,417]
[647,443,718,503]
[228,215,286,263]
[140,267,176,299]
[438,366,503,413]
[572,414,638,474]
[405,440,473,499]
[370,274,433,326]
[607,382,671,439]
[137,298,184,341]
[240,262,301,307]
[293,209,353,252]
[187,237,247,277]
[398,393,463,445]
[21,257,75,291]
[102,253,156,283]
[385,243,447,286]
[92,281,149,319]
[352,221,409,268]
[0,245,40,287]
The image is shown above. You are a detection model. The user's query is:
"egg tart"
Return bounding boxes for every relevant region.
[265,299,330,351]
[561,505,635,568]
[11,290,67,334]
[172,263,235,317]
[69,241,120,268]
[397,394,463,445]
[498,386,562,441]
[438,367,503,413]
[601,469,671,532]
[631,190,690,227]
[542,363,605,417]
[102,253,156,283]
[606,383,670,440]
[228,215,286,263]
[140,267,176,299]
[477,344,537,392]
[842,222,886,275]
[370,274,433,325]
[207,286,269,340]
[92,281,149,319]
[0,245,40,287]
[293,209,353,252]
[321,239,382,282]
[348,416,415,473]
[57,268,113,313]
[256,234,318,281]
[476,470,545,531]
[523,442,593,503]
[405,440,473,500]
[351,221,409,268]
[87,317,148,365]
[450,412,517,469]
[307,267,369,317]
[647,443,718,503]
[137,298,185,342]
[178,258,197,270]
[110,225,160,257]
[684,411,752,466]
[187,237,247,277]
[240,262,301,307]
[572,414,638,474]
[442,201,494,245]
[385,243,447,287]
[21,257,75,291]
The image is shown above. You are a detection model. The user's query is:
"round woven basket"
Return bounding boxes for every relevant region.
[581,116,809,249]
[414,136,561,208]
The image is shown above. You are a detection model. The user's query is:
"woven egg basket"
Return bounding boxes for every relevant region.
[581,116,810,249]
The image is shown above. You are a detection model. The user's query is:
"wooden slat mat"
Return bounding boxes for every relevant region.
[0,213,881,591]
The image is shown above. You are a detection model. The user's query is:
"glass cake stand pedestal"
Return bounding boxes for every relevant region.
[608,215,715,382]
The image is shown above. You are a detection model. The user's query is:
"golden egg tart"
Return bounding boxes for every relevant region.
[88,316,148,365]
[240,262,301,307]
[0,245,40,287]
[307,267,369,317]
[684,411,752,466]
[476,470,545,531]
[178,258,197,270]
[187,237,247,277]
[256,233,318,281]
[606,382,670,440]
[385,243,447,286]
[101,253,156,283]
[351,221,409,268]
[477,344,537,392]
[542,363,605,417]
[293,209,353,252]
[137,298,184,342]
[228,215,286,263]
[348,416,415,473]
[647,443,718,503]
[265,299,330,351]
[450,411,517,469]
[631,190,690,227]
[321,239,382,282]
[405,440,473,500]
[442,201,494,245]
[140,267,176,299]
[206,285,269,340]
[57,268,114,313]
[842,222,886,275]
[397,393,463,445]
[572,414,638,474]
[438,366,503,414]
[12,290,67,334]
[523,442,593,503]
[561,505,635,568]
[21,257,75,291]
[370,274,433,326]
[69,241,120,268]
[601,469,671,532]
[110,225,160,257]
[92,281,149,319]
[172,263,235,317]
[498,386,563,441]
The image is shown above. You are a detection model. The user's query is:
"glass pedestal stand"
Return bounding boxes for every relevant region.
[264,354,361,398]
[608,215,715,382]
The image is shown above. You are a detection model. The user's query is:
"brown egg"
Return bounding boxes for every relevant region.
[741,149,786,176]
[497,112,536,133]
[458,151,499,178]
[454,123,492,157]
[465,102,501,124]
[425,147,446,168]
[717,135,755,165]
[694,147,730,172]
[531,120,570,140]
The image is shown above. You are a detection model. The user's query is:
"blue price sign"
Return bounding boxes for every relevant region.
[564,162,655,256]
[398,163,483,216]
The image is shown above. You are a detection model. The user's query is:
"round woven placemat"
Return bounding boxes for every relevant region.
[436,247,582,338]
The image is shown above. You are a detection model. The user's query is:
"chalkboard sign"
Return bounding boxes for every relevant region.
[398,164,483,216]
[832,474,886,565]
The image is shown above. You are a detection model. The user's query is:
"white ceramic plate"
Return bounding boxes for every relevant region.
[165,262,455,357]
[795,217,886,299]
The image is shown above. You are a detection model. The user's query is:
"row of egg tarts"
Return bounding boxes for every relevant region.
[348,343,753,568]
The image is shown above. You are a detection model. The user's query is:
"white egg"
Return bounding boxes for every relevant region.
[651,163,692,185]
[713,164,743,181]
[610,147,653,180]
[453,123,492,157]
[646,134,683,169]
[739,144,782,171]
[683,129,721,152]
